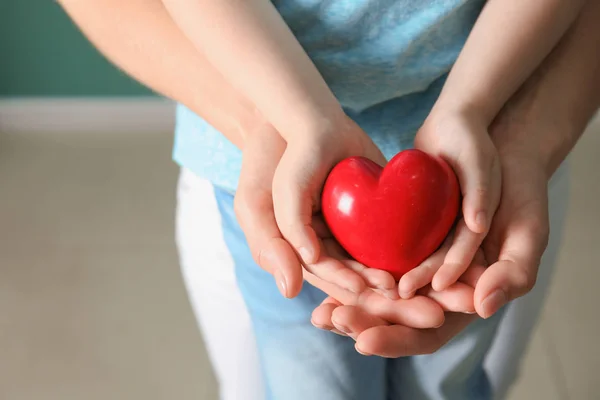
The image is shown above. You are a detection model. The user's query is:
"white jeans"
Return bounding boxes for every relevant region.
[175,165,569,400]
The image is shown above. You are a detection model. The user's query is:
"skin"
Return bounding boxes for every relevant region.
[58,0,253,149]
[63,0,587,302]
[404,0,586,294]
[314,0,600,357]
[60,0,599,357]
[160,0,585,295]
[58,0,474,329]
[58,0,378,297]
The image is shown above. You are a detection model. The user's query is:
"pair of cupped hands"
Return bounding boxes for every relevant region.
[234,107,551,358]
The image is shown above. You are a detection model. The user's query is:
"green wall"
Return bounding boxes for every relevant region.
[0,0,152,97]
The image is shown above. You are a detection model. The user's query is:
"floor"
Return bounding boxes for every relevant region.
[0,119,598,400]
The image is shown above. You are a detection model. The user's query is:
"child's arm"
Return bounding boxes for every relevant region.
[402,0,586,295]
[329,0,600,349]
[160,0,349,143]
[434,0,586,124]
[58,0,259,149]
[161,0,388,270]
[59,0,386,298]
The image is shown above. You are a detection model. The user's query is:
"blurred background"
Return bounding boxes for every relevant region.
[1,1,599,399]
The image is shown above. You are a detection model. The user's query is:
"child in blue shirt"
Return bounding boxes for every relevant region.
[59,0,593,398]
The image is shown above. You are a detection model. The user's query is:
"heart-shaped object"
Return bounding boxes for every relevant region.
[321,149,460,280]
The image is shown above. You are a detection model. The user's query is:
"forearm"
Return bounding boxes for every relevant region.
[161,0,345,140]
[491,0,600,177]
[58,0,263,148]
[435,0,586,124]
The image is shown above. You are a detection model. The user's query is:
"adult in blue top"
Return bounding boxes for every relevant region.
[61,0,600,399]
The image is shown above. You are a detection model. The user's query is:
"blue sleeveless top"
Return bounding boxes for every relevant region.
[173,0,485,191]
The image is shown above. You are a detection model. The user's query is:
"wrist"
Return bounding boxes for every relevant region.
[422,104,490,138]
[282,105,352,143]
[288,110,364,149]
[538,121,581,178]
[432,88,500,127]
[490,114,575,180]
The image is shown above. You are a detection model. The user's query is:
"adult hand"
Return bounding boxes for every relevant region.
[311,240,486,357]
[310,119,555,356]
[311,151,550,356]
[235,118,394,298]
[473,113,552,318]
[270,113,393,293]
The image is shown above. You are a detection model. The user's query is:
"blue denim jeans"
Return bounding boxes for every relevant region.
[175,166,569,400]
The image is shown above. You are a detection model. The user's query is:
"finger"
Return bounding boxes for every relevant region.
[357,291,445,329]
[331,305,388,338]
[475,220,547,318]
[272,149,322,265]
[305,272,443,329]
[306,239,366,294]
[303,270,362,306]
[330,329,348,336]
[343,260,397,299]
[423,250,488,313]
[452,145,501,235]
[303,255,366,294]
[235,191,303,297]
[398,237,451,299]
[355,312,476,358]
[259,237,305,299]
[419,283,475,313]
[322,239,395,297]
[235,128,304,298]
[459,251,488,288]
[432,219,483,291]
[306,271,443,329]
[311,297,342,331]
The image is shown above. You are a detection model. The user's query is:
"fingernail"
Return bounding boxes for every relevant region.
[481,289,507,319]
[399,289,415,299]
[355,344,371,356]
[311,320,334,331]
[334,324,351,335]
[476,211,487,231]
[331,329,348,337]
[274,268,288,298]
[299,246,313,263]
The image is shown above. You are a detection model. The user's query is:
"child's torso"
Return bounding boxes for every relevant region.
[273,0,484,111]
[173,0,486,191]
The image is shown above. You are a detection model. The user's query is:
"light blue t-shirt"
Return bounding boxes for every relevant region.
[173,0,485,191]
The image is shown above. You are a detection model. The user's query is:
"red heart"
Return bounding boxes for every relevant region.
[321,149,460,280]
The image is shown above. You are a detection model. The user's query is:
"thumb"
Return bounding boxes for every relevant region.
[451,146,501,235]
[272,146,323,265]
[235,126,304,298]
[475,216,549,318]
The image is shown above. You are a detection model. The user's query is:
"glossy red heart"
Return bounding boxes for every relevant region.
[321,149,460,280]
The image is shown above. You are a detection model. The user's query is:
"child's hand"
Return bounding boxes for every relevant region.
[271,113,392,293]
[235,117,395,298]
[399,111,501,298]
[236,113,480,332]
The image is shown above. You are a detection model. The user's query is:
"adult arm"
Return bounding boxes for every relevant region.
[59,0,262,148]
